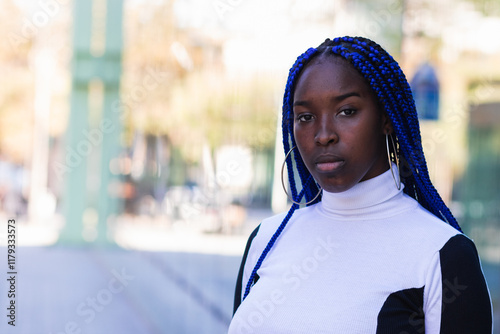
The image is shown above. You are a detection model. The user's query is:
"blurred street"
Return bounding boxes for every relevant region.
[0,209,270,334]
[1,246,238,334]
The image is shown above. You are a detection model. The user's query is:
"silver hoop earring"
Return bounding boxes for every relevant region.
[386,134,401,190]
[281,146,322,205]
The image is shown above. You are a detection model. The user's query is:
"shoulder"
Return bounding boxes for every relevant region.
[438,233,485,283]
[250,205,317,247]
[437,234,493,332]
[394,194,462,248]
[436,233,486,286]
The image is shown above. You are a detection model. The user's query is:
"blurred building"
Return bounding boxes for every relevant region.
[1,0,500,243]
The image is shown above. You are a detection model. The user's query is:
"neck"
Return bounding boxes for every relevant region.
[317,166,414,220]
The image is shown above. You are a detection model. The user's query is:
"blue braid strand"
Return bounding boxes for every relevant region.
[331,37,460,231]
[242,174,317,301]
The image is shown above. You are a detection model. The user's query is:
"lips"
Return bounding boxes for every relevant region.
[315,155,345,172]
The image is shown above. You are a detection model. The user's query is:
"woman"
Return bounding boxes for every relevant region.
[229,37,492,333]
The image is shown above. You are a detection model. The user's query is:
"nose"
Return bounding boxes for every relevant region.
[315,115,338,146]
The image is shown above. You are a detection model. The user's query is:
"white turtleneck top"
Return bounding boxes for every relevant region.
[229,168,492,334]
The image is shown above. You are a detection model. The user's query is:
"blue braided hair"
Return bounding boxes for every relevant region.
[242,36,461,302]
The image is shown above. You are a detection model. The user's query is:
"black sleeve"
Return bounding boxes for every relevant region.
[439,234,492,333]
[232,224,260,316]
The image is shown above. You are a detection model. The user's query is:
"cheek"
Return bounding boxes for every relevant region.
[293,126,310,147]
[344,126,381,157]
[295,141,310,165]
[293,133,315,168]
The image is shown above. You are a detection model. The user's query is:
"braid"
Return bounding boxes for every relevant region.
[242,48,319,302]
[242,36,461,304]
[326,37,460,231]
[282,47,321,205]
[242,203,300,301]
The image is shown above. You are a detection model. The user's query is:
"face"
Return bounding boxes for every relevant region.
[293,56,392,193]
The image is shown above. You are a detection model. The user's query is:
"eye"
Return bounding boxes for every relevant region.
[339,108,356,116]
[296,114,314,122]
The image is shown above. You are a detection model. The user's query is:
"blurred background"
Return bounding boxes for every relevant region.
[0,0,499,332]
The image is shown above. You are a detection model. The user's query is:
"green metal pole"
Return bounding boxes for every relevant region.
[94,0,124,245]
[59,0,123,246]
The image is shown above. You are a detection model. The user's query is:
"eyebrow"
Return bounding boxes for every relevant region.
[293,91,362,107]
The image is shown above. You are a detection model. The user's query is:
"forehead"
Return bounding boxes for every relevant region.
[293,55,372,100]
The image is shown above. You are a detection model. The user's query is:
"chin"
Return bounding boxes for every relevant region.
[320,181,357,194]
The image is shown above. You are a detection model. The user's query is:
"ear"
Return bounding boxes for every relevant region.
[381,112,393,135]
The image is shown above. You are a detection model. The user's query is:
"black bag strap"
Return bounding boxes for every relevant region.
[233,224,261,315]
